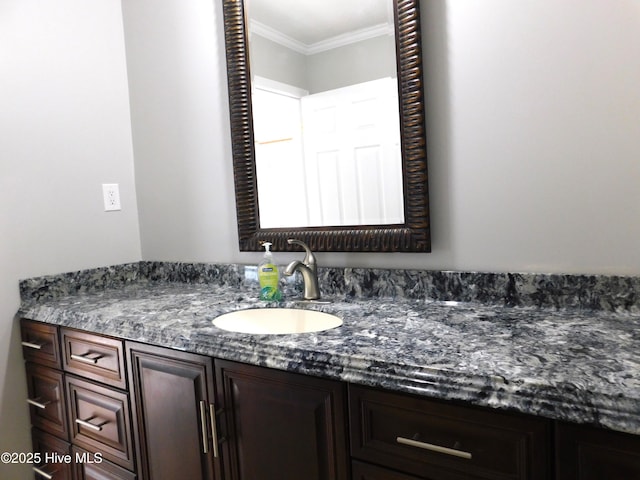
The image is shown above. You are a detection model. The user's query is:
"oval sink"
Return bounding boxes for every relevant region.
[212,308,342,335]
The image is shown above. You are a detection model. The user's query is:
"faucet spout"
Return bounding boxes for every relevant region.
[283,240,321,300]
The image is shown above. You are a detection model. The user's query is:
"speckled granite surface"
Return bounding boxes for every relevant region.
[17,262,640,435]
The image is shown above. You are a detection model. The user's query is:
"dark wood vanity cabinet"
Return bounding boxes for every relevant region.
[20,319,640,480]
[126,342,220,480]
[215,359,350,480]
[60,327,136,478]
[21,320,136,480]
[22,319,71,480]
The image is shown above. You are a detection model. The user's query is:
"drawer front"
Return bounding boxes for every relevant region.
[25,363,69,440]
[61,328,126,389]
[349,385,550,480]
[73,446,137,480]
[32,428,72,480]
[66,375,134,471]
[352,460,423,480]
[556,422,640,479]
[21,319,62,369]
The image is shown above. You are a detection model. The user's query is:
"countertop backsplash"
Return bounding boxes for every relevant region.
[19,261,640,314]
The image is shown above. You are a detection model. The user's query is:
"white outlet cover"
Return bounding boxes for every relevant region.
[102,183,121,211]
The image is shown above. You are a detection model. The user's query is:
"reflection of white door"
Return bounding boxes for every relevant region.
[252,78,309,228]
[301,78,403,226]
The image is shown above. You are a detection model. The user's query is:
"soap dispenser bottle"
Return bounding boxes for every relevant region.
[258,242,282,301]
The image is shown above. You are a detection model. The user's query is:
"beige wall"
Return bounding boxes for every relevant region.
[0,1,141,478]
[2,1,639,478]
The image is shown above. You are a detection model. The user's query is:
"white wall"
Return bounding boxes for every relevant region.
[122,0,238,262]
[128,0,640,275]
[0,1,141,478]
[436,0,640,275]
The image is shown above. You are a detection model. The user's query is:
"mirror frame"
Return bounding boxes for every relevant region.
[222,0,430,252]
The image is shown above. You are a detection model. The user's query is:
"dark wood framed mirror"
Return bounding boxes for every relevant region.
[222,0,430,252]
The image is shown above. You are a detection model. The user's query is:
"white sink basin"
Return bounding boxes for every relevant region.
[212,308,342,334]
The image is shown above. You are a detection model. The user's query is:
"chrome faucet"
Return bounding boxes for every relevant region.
[284,239,321,300]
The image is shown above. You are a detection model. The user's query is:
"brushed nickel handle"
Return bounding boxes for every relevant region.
[397,436,472,460]
[75,416,105,432]
[209,403,219,458]
[32,466,55,479]
[22,340,45,350]
[70,352,102,364]
[27,397,51,409]
[199,401,209,454]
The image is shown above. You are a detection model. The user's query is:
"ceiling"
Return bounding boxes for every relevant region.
[246,0,393,47]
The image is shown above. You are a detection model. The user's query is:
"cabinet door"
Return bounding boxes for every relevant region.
[216,359,349,480]
[556,422,640,479]
[126,342,219,480]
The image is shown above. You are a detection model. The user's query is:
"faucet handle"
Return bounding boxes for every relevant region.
[287,239,316,268]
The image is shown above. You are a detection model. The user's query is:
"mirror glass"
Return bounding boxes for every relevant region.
[246,0,403,228]
[222,0,430,252]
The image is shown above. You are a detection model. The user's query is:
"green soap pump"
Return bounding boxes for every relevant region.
[258,242,282,301]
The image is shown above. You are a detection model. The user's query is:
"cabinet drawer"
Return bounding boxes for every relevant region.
[21,319,62,369]
[556,422,640,479]
[25,363,69,440]
[73,446,137,480]
[32,428,72,480]
[61,328,126,389]
[66,375,134,471]
[352,460,423,480]
[349,385,550,480]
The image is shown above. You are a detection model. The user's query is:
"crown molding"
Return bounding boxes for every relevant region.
[249,19,393,56]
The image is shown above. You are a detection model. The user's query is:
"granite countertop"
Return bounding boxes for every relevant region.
[16,262,640,436]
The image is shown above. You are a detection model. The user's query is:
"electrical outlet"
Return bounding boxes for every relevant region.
[102,184,121,211]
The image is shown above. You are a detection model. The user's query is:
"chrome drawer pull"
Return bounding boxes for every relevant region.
[70,352,103,364]
[199,401,209,454]
[75,416,105,432]
[397,436,472,460]
[22,340,45,350]
[27,397,51,409]
[32,466,55,479]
